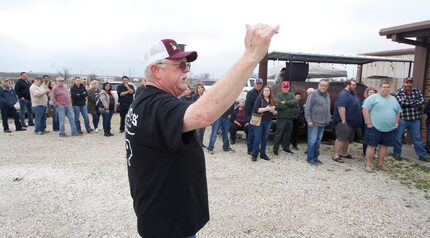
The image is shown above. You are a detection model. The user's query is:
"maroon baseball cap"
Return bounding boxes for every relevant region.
[143,39,198,68]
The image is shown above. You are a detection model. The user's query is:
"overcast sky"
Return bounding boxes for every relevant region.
[0,0,429,78]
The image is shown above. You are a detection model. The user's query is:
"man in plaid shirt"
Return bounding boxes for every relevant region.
[393,77,430,162]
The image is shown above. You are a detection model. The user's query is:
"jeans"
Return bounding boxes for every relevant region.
[101,111,114,132]
[247,124,255,153]
[273,118,293,151]
[18,99,33,125]
[92,111,101,129]
[307,125,325,162]
[33,106,47,133]
[73,105,91,131]
[207,117,230,151]
[252,121,271,157]
[426,122,430,153]
[57,106,77,135]
[393,119,428,158]
[1,105,22,130]
[51,107,59,130]
[119,102,131,131]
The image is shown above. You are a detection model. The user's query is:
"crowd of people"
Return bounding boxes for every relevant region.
[3,72,430,169]
[0,72,137,137]
[182,75,430,172]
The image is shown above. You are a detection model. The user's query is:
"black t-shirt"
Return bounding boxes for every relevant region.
[125,85,209,238]
[117,84,135,103]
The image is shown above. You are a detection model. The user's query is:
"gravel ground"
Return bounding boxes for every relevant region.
[1,115,429,238]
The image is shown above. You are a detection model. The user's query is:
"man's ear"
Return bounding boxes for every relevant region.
[151,64,162,80]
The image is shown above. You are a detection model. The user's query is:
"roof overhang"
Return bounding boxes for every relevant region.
[380,20,430,47]
[267,51,413,65]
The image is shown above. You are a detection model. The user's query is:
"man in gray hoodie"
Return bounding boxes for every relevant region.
[304,79,331,165]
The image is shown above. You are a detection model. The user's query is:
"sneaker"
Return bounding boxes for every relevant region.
[4,129,12,133]
[77,130,84,135]
[376,164,388,171]
[86,128,93,134]
[314,158,323,164]
[22,124,28,128]
[95,128,99,133]
[35,132,43,135]
[207,149,214,155]
[364,165,372,172]
[392,154,402,161]
[260,154,270,160]
[43,130,50,134]
[59,133,68,137]
[307,160,317,166]
[53,129,59,131]
[292,146,299,150]
[283,149,294,154]
[223,147,235,152]
[16,128,26,131]
[251,156,257,162]
[273,150,279,156]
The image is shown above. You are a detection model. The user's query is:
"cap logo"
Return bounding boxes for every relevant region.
[170,42,177,51]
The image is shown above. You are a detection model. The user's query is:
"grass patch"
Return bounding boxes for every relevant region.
[384,157,430,196]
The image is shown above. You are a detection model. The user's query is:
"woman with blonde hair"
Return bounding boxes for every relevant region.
[251,86,277,161]
[88,80,101,132]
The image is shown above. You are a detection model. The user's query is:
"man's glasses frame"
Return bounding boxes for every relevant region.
[156,61,191,71]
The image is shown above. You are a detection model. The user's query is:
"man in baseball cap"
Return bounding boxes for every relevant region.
[143,39,198,69]
[126,24,279,237]
[273,80,296,155]
[392,77,430,162]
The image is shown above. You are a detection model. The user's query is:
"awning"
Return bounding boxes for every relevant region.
[267,51,413,65]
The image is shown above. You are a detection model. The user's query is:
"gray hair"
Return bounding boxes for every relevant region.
[144,59,165,80]
[90,80,98,87]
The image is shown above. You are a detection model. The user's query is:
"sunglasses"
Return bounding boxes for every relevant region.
[157,61,191,71]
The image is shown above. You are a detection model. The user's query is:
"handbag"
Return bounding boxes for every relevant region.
[250,113,262,126]
[250,98,265,126]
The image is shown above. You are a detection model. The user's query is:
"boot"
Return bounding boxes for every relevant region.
[104,130,110,137]
[108,129,114,136]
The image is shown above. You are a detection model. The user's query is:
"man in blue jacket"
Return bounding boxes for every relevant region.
[0,78,26,133]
